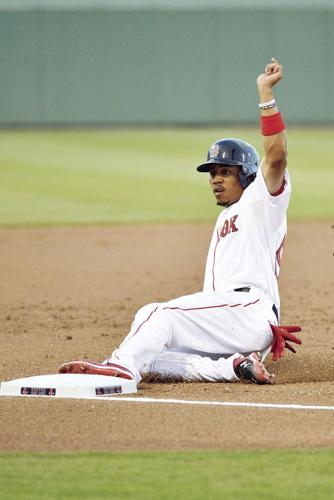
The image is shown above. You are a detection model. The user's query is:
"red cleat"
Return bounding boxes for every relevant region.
[58,360,135,380]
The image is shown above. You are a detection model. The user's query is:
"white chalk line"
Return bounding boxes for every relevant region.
[2,394,333,411]
[93,396,334,411]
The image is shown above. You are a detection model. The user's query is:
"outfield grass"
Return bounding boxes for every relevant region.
[0,127,333,226]
[0,450,333,500]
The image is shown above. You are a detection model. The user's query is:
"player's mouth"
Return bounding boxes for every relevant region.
[213,187,224,197]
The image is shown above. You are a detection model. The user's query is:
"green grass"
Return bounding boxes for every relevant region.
[0,450,333,499]
[0,127,333,226]
[0,449,334,500]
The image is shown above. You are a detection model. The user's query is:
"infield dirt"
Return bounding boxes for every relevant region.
[0,222,333,451]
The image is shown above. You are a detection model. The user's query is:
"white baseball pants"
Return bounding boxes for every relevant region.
[107,288,277,383]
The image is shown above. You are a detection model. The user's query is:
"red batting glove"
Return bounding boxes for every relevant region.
[270,325,302,361]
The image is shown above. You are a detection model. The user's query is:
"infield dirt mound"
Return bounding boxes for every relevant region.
[0,222,333,451]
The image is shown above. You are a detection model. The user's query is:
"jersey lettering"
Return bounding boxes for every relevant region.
[220,215,239,238]
[220,220,229,237]
[229,215,239,234]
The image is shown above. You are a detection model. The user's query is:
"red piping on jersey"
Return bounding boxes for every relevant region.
[133,306,159,335]
[243,300,260,307]
[119,305,159,347]
[271,179,286,197]
[211,229,220,291]
[162,299,260,312]
[123,299,260,342]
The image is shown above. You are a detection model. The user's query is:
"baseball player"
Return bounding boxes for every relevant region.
[59,58,301,385]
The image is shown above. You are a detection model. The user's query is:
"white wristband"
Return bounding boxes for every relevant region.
[258,99,276,110]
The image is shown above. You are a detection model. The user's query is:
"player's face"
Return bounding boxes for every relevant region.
[209,165,244,207]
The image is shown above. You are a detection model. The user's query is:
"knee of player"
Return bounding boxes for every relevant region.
[133,302,162,324]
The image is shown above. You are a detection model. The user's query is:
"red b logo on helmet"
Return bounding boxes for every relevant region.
[210,144,220,159]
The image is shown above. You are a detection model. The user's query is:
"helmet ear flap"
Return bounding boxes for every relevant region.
[239,172,256,189]
[247,173,257,184]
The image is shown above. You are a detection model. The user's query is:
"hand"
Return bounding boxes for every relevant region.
[257,57,283,91]
[270,324,302,361]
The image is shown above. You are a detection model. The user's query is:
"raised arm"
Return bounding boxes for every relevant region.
[257,57,287,194]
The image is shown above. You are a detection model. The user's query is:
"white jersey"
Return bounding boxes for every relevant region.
[203,166,291,312]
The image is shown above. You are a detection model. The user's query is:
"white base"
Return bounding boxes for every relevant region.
[0,373,137,399]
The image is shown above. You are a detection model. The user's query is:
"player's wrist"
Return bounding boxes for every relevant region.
[258,89,278,116]
[257,84,274,100]
[258,99,279,117]
[260,112,285,136]
[258,99,276,110]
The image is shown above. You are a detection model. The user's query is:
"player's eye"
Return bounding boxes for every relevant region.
[210,168,232,178]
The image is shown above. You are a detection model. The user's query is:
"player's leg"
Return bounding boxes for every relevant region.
[143,349,273,384]
[59,289,275,383]
[159,289,275,355]
[107,302,174,382]
[107,289,275,382]
[142,350,240,382]
[113,302,161,348]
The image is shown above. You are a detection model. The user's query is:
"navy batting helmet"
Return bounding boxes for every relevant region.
[196,138,260,188]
